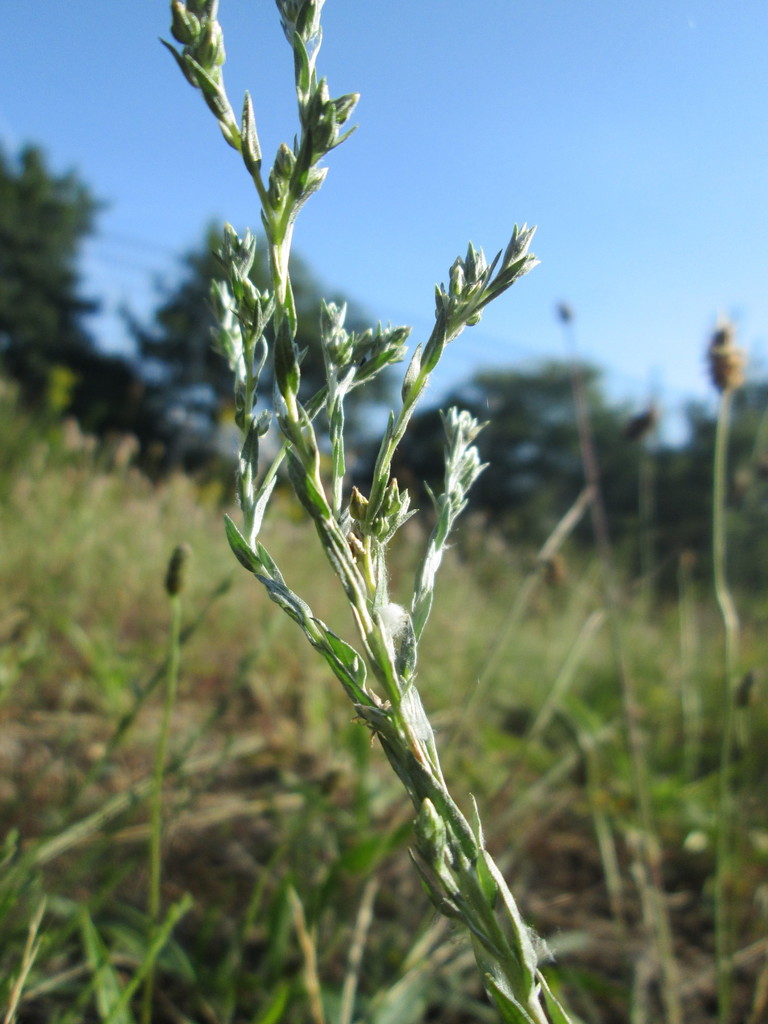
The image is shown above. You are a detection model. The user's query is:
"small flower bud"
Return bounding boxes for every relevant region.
[165,544,191,596]
[197,19,225,68]
[349,486,369,521]
[170,1,201,46]
[448,258,465,298]
[332,92,360,126]
[241,92,262,174]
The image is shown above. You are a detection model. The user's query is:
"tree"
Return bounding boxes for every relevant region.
[0,144,162,443]
[0,145,99,392]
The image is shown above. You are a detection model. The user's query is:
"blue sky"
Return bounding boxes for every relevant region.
[3,1,767,432]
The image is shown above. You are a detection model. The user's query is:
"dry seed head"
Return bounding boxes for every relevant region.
[165,543,191,596]
[623,404,658,442]
[707,318,745,392]
[556,301,574,324]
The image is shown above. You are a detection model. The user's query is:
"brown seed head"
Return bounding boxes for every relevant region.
[707,319,745,393]
[165,543,191,596]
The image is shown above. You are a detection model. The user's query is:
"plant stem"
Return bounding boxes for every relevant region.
[713,387,739,1024]
[140,588,183,1024]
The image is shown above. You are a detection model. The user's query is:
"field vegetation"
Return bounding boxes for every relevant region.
[2,1,768,1020]
[1,373,767,1023]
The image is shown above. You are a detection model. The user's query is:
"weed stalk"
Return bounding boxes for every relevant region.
[164,2,571,1020]
[708,318,745,1024]
[140,543,188,1024]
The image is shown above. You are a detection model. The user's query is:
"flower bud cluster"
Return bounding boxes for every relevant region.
[438,243,493,327]
[442,408,486,504]
[164,1,240,148]
[301,79,359,157]
[375,478,413,543]
[277,0,325,47]
[320,302,410,386]
[349,479,413,546]
[168,0,225,74]
[434,225,537,335]
[211,227,274,434]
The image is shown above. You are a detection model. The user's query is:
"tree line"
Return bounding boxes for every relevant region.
[2,143,767,587]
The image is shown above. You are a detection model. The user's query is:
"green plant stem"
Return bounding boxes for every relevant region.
[638,436,656,612]
[713,387,740,1024]
[140,590,183,1024]
[676,553,702,780]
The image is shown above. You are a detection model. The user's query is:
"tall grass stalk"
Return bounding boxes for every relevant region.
[676,551,702,779]
[2,899,46,1024]
[339,878,379,1024]
[636,411,658,613]
[164,2,570,1020]
[141,544,188,1024]
[708,319,745,1024]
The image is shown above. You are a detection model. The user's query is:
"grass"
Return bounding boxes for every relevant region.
[2,3,767,1017]
[1,389,768,1023]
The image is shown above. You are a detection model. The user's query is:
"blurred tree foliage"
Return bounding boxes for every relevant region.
[0,145,156,439]
[0,145,390,468]
[392,362,637,541]
[0,145,97,368]
[388,363,768,591]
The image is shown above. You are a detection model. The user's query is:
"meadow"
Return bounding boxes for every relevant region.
[1,378,767,1024]
[2,2,767,1020]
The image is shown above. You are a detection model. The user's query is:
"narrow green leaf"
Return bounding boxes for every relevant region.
[285,446,330,519]
[316,623,369,704]
[101,896,193,1024]
[273,316,300,401]
[224,514,263,574]
[401,344,422,402]
[485,976,537,1024]
[292,34,311,102]
[241,90,262,173]
[537,970,576,1024]
[481,850,539,985]
[254,540,285,585]
[160,38,198,88]
[79,910,135,1024]
[253,982,291,1024]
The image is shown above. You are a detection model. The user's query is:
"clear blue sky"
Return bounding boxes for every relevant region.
[4,1,767,431]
